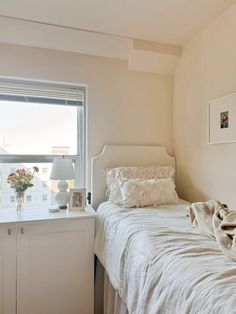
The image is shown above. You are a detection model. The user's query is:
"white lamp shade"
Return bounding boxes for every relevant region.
[50,158,75,180]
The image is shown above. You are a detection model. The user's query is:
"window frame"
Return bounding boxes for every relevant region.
[0,77,87,187]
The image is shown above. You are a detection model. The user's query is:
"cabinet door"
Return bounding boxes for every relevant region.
[17,219,94,314]
[0,224,16,314]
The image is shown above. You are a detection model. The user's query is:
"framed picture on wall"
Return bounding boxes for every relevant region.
[69,188,86,211]
[208,92,236,144]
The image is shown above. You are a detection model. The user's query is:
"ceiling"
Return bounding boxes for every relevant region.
[0,0,235,45]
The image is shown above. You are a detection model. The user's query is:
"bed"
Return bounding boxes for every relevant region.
[92,145,236,314]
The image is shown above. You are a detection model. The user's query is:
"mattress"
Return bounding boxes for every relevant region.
[94,200,236,314]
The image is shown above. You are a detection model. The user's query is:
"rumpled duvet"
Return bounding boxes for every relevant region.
[186,200,236,261]
[94,201,236,314]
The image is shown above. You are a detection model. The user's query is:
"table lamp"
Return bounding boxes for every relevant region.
[50,157,75,209]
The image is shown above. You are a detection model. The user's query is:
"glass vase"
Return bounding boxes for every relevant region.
[16,191,25,213]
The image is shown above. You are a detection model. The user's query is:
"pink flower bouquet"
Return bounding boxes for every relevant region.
[7,166,39,192]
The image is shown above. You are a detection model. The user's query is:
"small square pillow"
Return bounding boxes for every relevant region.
[106,166,175,205]
[118,177,179,208]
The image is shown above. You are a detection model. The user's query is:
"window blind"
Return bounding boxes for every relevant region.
[0,78,84,106]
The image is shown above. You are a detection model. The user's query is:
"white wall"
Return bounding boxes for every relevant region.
[174,3,236,207]
[0,43,173,189]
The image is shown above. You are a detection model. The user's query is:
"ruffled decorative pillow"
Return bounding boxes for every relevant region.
[118,177,179,208]
[106,166,175,206]
[105,168,123,205]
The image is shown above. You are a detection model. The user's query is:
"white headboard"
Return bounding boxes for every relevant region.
[91,145,175,209]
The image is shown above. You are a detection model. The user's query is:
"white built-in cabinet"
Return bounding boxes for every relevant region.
[0,207,96,314]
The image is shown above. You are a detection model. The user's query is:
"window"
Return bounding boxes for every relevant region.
[0,78,86,210]
[26,195,32,202]
[42,181,48,188]
[42,194,48,201]
[42,168,48,175]
[10,196,15,203]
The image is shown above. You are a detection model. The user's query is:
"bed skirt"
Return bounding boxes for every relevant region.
[95,259,128,314]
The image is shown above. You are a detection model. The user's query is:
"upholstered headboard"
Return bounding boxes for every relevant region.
[91,145,175,208]
[91,145,175,209]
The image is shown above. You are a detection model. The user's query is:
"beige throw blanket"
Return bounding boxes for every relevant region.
[187,200,236,261]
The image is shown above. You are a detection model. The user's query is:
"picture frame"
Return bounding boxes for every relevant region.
[69,188,86,211]
[208,92,236,144]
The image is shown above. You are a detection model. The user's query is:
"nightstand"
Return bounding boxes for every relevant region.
[0,206,96,314]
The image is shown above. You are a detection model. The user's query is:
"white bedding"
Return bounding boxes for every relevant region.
[94,201,236,314]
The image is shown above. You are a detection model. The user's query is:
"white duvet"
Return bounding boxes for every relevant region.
[94,201,236,314]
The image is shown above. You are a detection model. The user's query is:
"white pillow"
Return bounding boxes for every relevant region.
[106,166,175,205]
[118,177,179,208]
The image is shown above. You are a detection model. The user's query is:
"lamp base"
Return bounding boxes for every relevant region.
[54,180,70,209]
